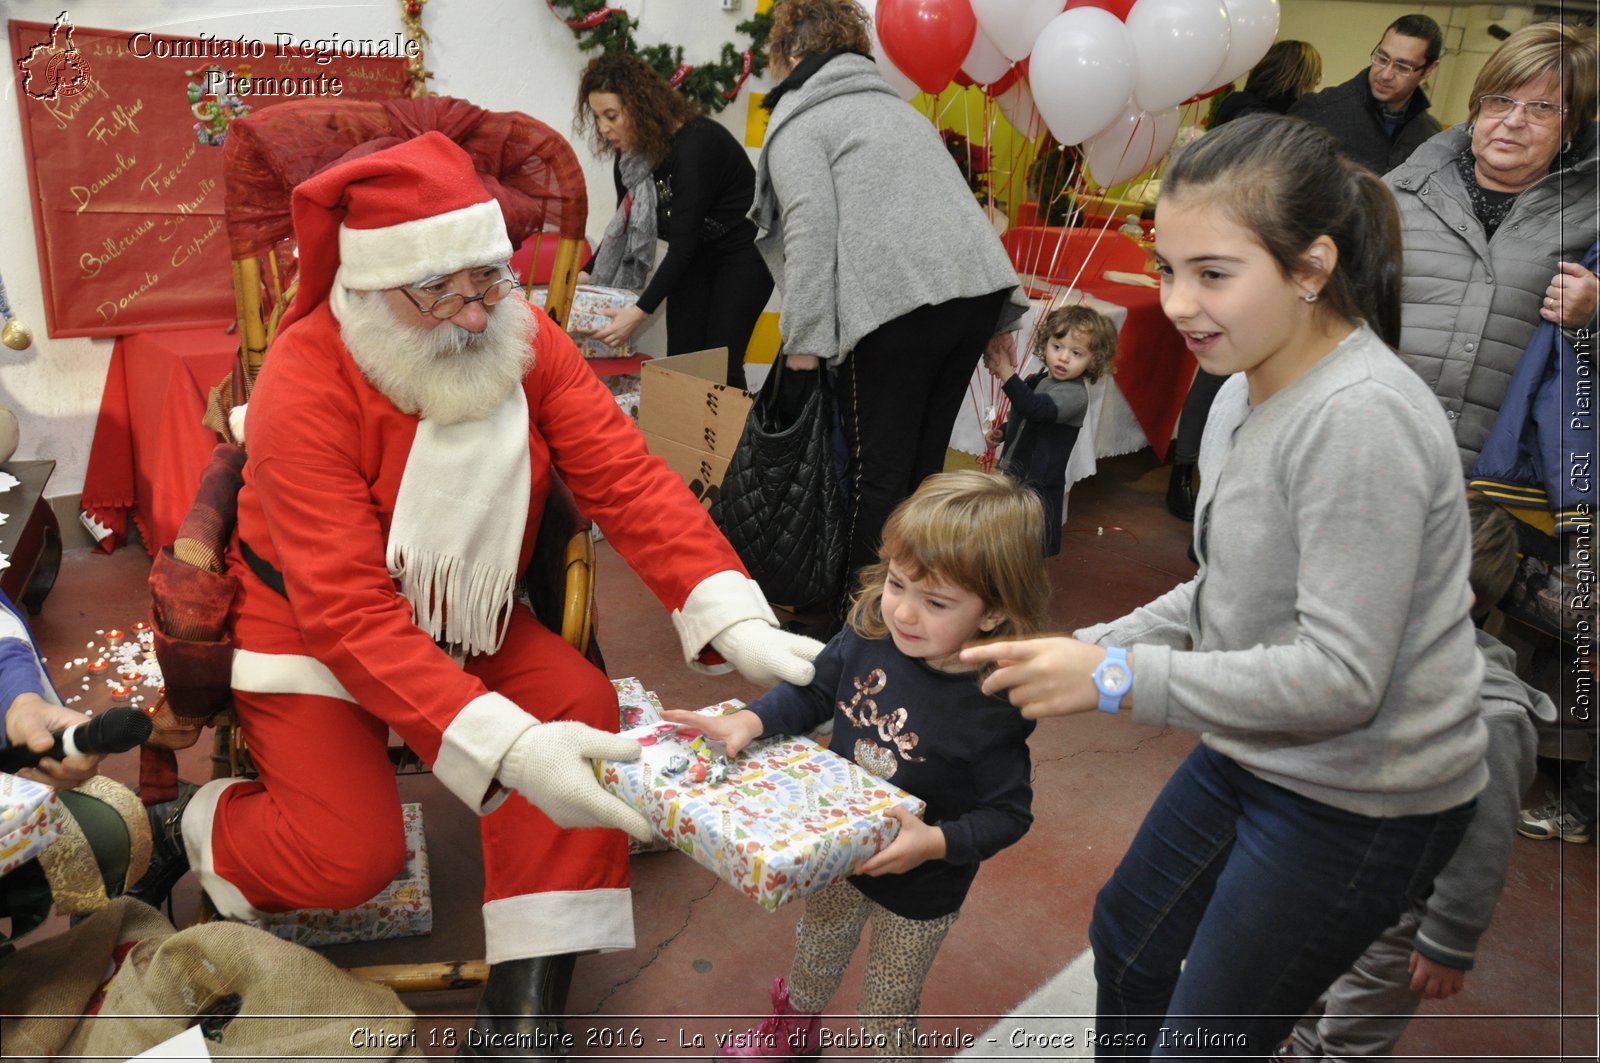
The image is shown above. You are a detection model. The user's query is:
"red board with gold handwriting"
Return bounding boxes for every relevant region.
[9,16,410,337]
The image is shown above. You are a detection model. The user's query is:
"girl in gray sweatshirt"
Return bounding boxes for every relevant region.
[964,115,1486,1059]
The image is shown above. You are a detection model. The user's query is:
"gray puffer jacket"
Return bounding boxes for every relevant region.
[750,53,1027,366]
[1384,121,1599,471]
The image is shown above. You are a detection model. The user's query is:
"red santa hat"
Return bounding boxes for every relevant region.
[279,130,513,332]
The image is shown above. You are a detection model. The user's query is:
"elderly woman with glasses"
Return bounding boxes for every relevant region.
[1384,21,1598,473]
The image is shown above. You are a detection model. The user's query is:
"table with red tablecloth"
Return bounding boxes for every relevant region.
[82,326,237,555]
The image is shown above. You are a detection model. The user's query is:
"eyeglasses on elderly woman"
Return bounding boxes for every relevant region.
[1476,94,1567,125]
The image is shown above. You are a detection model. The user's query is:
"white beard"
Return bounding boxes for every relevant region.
[332,284,536,426]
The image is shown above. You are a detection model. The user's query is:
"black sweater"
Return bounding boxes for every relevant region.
[749,629,1034,919]
[610,117,760,314]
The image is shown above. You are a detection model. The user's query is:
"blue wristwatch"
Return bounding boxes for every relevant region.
[1092,646,1132,714]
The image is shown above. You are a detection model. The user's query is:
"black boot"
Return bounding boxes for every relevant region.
[458,954,577,1061]
[1166,462,1196,522]
[126,781,198,911]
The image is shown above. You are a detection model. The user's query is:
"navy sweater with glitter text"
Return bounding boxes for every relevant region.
[749,629,1034,919]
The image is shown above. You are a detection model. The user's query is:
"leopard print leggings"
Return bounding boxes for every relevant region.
[786,879,960,1062]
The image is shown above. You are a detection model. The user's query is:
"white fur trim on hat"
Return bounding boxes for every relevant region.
[337,199,512,292]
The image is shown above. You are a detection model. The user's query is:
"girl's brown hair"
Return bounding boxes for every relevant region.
[575,52,702,167]
[768,0,872,71]
[1162,114,1404,347]
[1034,305,1118,383]
[849,471,1051,654]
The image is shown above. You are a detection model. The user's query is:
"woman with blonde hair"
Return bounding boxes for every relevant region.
[1211,39,1323,127]
[1385,20,1597,472]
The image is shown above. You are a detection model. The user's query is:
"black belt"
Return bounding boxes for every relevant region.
[239,539,288,599]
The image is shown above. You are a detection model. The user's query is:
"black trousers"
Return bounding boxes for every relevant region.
[1172,368,1228,465]
[835,290,1008,577]
[664,243,773,391]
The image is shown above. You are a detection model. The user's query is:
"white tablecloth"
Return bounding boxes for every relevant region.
[951,291,1152,489]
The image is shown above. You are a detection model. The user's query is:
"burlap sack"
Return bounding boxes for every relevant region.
[0,896,421,1062]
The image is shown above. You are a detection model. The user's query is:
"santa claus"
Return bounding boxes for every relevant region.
[131,131,820,1056]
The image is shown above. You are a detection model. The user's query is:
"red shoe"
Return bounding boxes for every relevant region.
[716,977,820,1062]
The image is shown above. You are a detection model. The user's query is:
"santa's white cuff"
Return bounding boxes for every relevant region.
[670,570,779,666]
[184,777,270,921]
[482,889,635,962]
[437,692,539,814]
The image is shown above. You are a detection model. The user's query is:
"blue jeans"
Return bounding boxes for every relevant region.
[1088,744,1474,1060]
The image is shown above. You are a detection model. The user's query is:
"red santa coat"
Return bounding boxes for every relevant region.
[190,303,764,949]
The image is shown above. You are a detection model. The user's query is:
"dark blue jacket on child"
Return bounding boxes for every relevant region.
[998,372,1088,556]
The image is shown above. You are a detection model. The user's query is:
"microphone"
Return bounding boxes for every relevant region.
[0,707,153,772]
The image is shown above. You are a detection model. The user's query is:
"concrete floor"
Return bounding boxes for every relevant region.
[15,451,1598,1060]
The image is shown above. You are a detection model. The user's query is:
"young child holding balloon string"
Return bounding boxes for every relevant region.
[983,304,1118,556]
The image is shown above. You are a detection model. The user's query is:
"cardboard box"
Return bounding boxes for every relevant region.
[639,434,731,513]
[597,710,926,910]
[250,802,431,947]
[638,347,749,509]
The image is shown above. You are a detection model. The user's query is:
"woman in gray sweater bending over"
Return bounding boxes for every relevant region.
[751,0,1027,601]
[964,116,1486,1059]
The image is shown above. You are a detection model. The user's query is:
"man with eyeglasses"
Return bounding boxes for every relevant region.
[1288,14,1444,175]
[134,131,823,1060]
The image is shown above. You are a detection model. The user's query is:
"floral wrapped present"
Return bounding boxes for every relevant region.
[249,802,430,947]
[0,771,68,878]
[528,284,640,358]
[611,677,673,854]
[612,676,666,730]
[596,711,926,910]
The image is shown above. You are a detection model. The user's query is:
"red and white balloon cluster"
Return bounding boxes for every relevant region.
[863,0,1280,188]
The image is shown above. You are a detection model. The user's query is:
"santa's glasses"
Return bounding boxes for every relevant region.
[399,272,518,320]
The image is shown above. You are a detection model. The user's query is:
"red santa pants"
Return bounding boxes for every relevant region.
[207,608,631,957]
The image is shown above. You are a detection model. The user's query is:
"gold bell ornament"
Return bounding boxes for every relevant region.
[1,317,31,351]
[0,272,32,350]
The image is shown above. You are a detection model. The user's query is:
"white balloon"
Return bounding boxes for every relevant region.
[858,0,923,100]
[1209,0,1281,89]
[1126,0,1231,112]
[971,0,1066,62]
[996,77,1045,139]
[1082,102,1181,188]
[1028,9,1136,147]
[962,25,1013,87]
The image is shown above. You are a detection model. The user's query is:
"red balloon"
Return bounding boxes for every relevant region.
[983,66,1019,97]
[954,70,977,88]
[1064,0,1135,20]
[877,0,978,95]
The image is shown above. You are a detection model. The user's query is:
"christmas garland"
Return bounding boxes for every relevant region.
[546,0,771,113]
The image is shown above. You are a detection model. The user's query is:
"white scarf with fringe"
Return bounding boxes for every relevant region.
[387,390,530,656]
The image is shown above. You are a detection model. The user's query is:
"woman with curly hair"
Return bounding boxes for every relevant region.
[575,52,771,388]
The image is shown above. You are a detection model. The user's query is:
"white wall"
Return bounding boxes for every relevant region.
[0,0,761,505]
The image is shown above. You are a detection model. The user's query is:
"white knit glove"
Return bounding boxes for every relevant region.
[498,722,653,841]
[710,619,824,687]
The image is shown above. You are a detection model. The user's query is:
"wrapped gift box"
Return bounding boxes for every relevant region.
[596,709,926,910]
[249,802,430,947]
[0,771,68,878]
[612,676,666,730]
[529,284,640,358]
[611,677,673,854]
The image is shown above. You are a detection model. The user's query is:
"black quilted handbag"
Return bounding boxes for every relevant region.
[711,359,847,611]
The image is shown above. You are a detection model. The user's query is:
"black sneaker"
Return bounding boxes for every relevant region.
[127,782,199,909]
